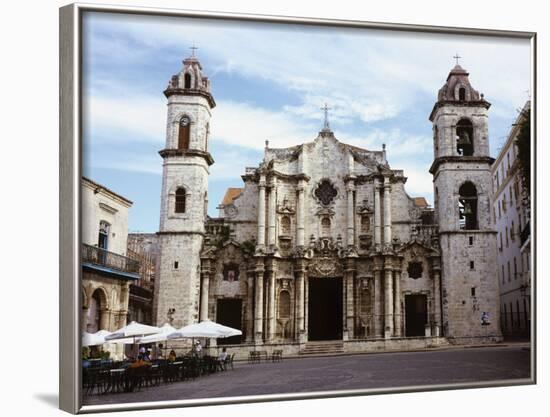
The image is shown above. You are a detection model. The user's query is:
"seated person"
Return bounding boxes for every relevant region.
[168,349,177,362]
[128,354,150,368]
[217,348,228,371]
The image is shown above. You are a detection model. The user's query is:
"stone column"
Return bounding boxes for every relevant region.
[346,180,356,247]
[393,270,402,337]
[374,179,382,249]
[345,259,355,339]
[200,271,210,322]
[383,177,392,246]
[257,175,267,247]
[373,266,383,337]
[295,261,305,341]
[254,269,264,344]
[433,268,442,336]
[384,268,394,338]
[296,181,306,247]
[267,177,277,248]
[99,308,110,331]
[267,265,276,341]
[246,271,255,342]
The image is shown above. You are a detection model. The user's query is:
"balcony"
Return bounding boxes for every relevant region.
[82,243,140,280]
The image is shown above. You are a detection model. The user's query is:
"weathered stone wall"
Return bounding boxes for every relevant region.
[81,178,131,256]
[154,233,202,328]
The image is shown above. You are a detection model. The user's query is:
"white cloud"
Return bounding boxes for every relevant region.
[211,100,316,149]
[85,13,530,138]
[83,94,166,143]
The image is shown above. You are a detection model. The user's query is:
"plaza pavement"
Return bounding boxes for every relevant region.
[83,343,532,407]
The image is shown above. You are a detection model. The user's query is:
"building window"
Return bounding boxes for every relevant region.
[184,72,191,89]
[501,265,505,284]
[321,217,331,236]
[407,262,423,279]
[514,257,518,280]
[279,291,291,319]
[315,179,338,206]
[470,261,474,270]
[511,221,515,241]
[471,287,476,297]
[280,216,291,236]
[175,188,186,213]
[507,261,511,283]
[361,215,370,233]
[456,119,474,156]
[178,115,191,150]
[459,182,478,230]
[174,261,179,269]
[469,236,474,246]
[223,263,240,281]
[98,220,110,249]
[505,226,509,247]
[459,87,466,101]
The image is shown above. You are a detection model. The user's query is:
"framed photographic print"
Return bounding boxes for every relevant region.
[59,2,536,414]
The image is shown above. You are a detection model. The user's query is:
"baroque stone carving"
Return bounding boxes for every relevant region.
[314,179,338,206]
[309,257,344,277]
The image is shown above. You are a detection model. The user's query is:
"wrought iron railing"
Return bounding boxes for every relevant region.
[82,244,140,274]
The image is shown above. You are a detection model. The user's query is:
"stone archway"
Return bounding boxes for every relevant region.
[86,287,109,333]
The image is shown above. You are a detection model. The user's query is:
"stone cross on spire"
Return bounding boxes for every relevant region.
[321,103,331,131]
[453,53,462,66]
[190,43,199,57]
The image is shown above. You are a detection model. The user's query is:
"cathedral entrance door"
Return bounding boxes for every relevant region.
[308,277,343,341]
[405,294,427,337]
[216,299,243,345]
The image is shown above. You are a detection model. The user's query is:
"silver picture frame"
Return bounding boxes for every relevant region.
[59,3,536,414]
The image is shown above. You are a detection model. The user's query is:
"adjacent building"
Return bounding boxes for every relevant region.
[491,101,531,338]
[81,177,139,357]
[153,54,503,356]
[127,233,158,325]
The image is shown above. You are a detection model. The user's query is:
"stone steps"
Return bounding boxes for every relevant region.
[299,341,344,355]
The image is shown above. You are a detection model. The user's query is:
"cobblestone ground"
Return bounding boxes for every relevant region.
[83,345,531,406]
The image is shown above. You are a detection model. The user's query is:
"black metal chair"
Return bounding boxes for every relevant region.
[224,353,235,370]
[272,350,283,362]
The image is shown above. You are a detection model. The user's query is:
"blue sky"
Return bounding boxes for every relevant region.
[82,12,531,233]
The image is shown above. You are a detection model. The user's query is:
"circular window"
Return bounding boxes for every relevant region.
[314,179,338,206]
[180,116,191,127]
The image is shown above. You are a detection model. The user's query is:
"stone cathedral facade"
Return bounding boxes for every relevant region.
[153,54,502,353]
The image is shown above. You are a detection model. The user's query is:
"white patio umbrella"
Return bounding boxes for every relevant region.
[139,323,177,344]
[105,321,160,343]
[167,320,242,340]
[82,329,112,347]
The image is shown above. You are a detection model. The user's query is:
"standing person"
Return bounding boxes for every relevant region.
[152,343,164,361]
[193,340,203,357]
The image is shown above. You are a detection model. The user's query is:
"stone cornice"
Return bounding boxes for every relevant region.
[429,155,495,174]
[156,230,205,237]
[163,88,216,108]
[158,148,215,166]
[429,99,491,121]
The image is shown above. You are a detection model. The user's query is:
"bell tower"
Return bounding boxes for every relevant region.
[154,50,215,328]
[430,61,502,342]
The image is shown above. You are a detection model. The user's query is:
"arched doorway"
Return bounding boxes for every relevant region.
[86,289,106,333]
